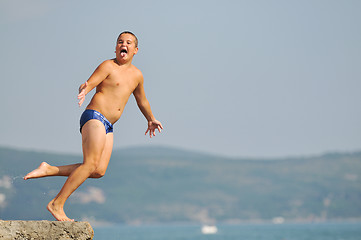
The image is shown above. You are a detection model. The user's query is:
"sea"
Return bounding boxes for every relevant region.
[93,222,361,240]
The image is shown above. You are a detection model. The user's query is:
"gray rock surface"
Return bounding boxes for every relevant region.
[0,220,93,240]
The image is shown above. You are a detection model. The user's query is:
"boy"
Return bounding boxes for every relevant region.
[24,31,163,221]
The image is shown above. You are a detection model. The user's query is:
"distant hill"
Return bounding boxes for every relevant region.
[0,146,360,224]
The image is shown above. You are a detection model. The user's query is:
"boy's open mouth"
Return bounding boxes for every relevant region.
[120,48,128,57]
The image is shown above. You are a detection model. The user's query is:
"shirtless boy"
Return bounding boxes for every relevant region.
[24,31,163,221]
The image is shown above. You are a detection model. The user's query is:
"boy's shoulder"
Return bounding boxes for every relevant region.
[132,65,144,83]
[94,59,116,73]
[101,59,117,67]
[131,65,142,76]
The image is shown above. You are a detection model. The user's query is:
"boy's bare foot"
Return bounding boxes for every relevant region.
[47,199,74,221]
[24,162,52,180]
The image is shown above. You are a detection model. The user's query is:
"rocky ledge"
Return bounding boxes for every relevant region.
[0,220,93,240]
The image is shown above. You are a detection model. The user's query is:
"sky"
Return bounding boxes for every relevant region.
[0,0,360,158]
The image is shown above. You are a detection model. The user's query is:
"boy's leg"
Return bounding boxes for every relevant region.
[47,120,109,221]
[24,163,81,180]
[24,139,113,180]
[92,132,113,177]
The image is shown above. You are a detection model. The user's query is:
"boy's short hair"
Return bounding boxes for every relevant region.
[117,31,138,48]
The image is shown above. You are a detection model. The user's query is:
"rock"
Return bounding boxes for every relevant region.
[0,220,94,240]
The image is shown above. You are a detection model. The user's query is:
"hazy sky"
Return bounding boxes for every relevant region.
[1,0,360,157]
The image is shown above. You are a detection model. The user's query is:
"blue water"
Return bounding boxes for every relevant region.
[94,222,361,240]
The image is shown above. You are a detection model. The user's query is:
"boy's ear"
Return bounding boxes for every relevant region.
[133,47,139,55]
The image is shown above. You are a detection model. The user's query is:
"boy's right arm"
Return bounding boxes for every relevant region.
[77,61,111,106]
[77,82,88,106]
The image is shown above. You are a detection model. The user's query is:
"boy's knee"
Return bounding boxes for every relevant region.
[92,168,106,178]
[92,172,105,178]
[83,161,98,174]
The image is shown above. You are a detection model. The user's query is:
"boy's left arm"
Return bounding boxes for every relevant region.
[133,76,163,138]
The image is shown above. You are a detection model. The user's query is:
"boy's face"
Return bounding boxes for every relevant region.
[115,33,138,61]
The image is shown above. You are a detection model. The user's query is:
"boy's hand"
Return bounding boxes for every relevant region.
[145,119,163,138]
[77,82,88,107]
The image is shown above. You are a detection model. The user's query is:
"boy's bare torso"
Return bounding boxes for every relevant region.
[86,59,142,124]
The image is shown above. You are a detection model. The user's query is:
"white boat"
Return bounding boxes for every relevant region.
[272,217,285,224]
[201,225,218,234]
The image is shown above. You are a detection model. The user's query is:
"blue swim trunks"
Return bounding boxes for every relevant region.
[80,109,113,134]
